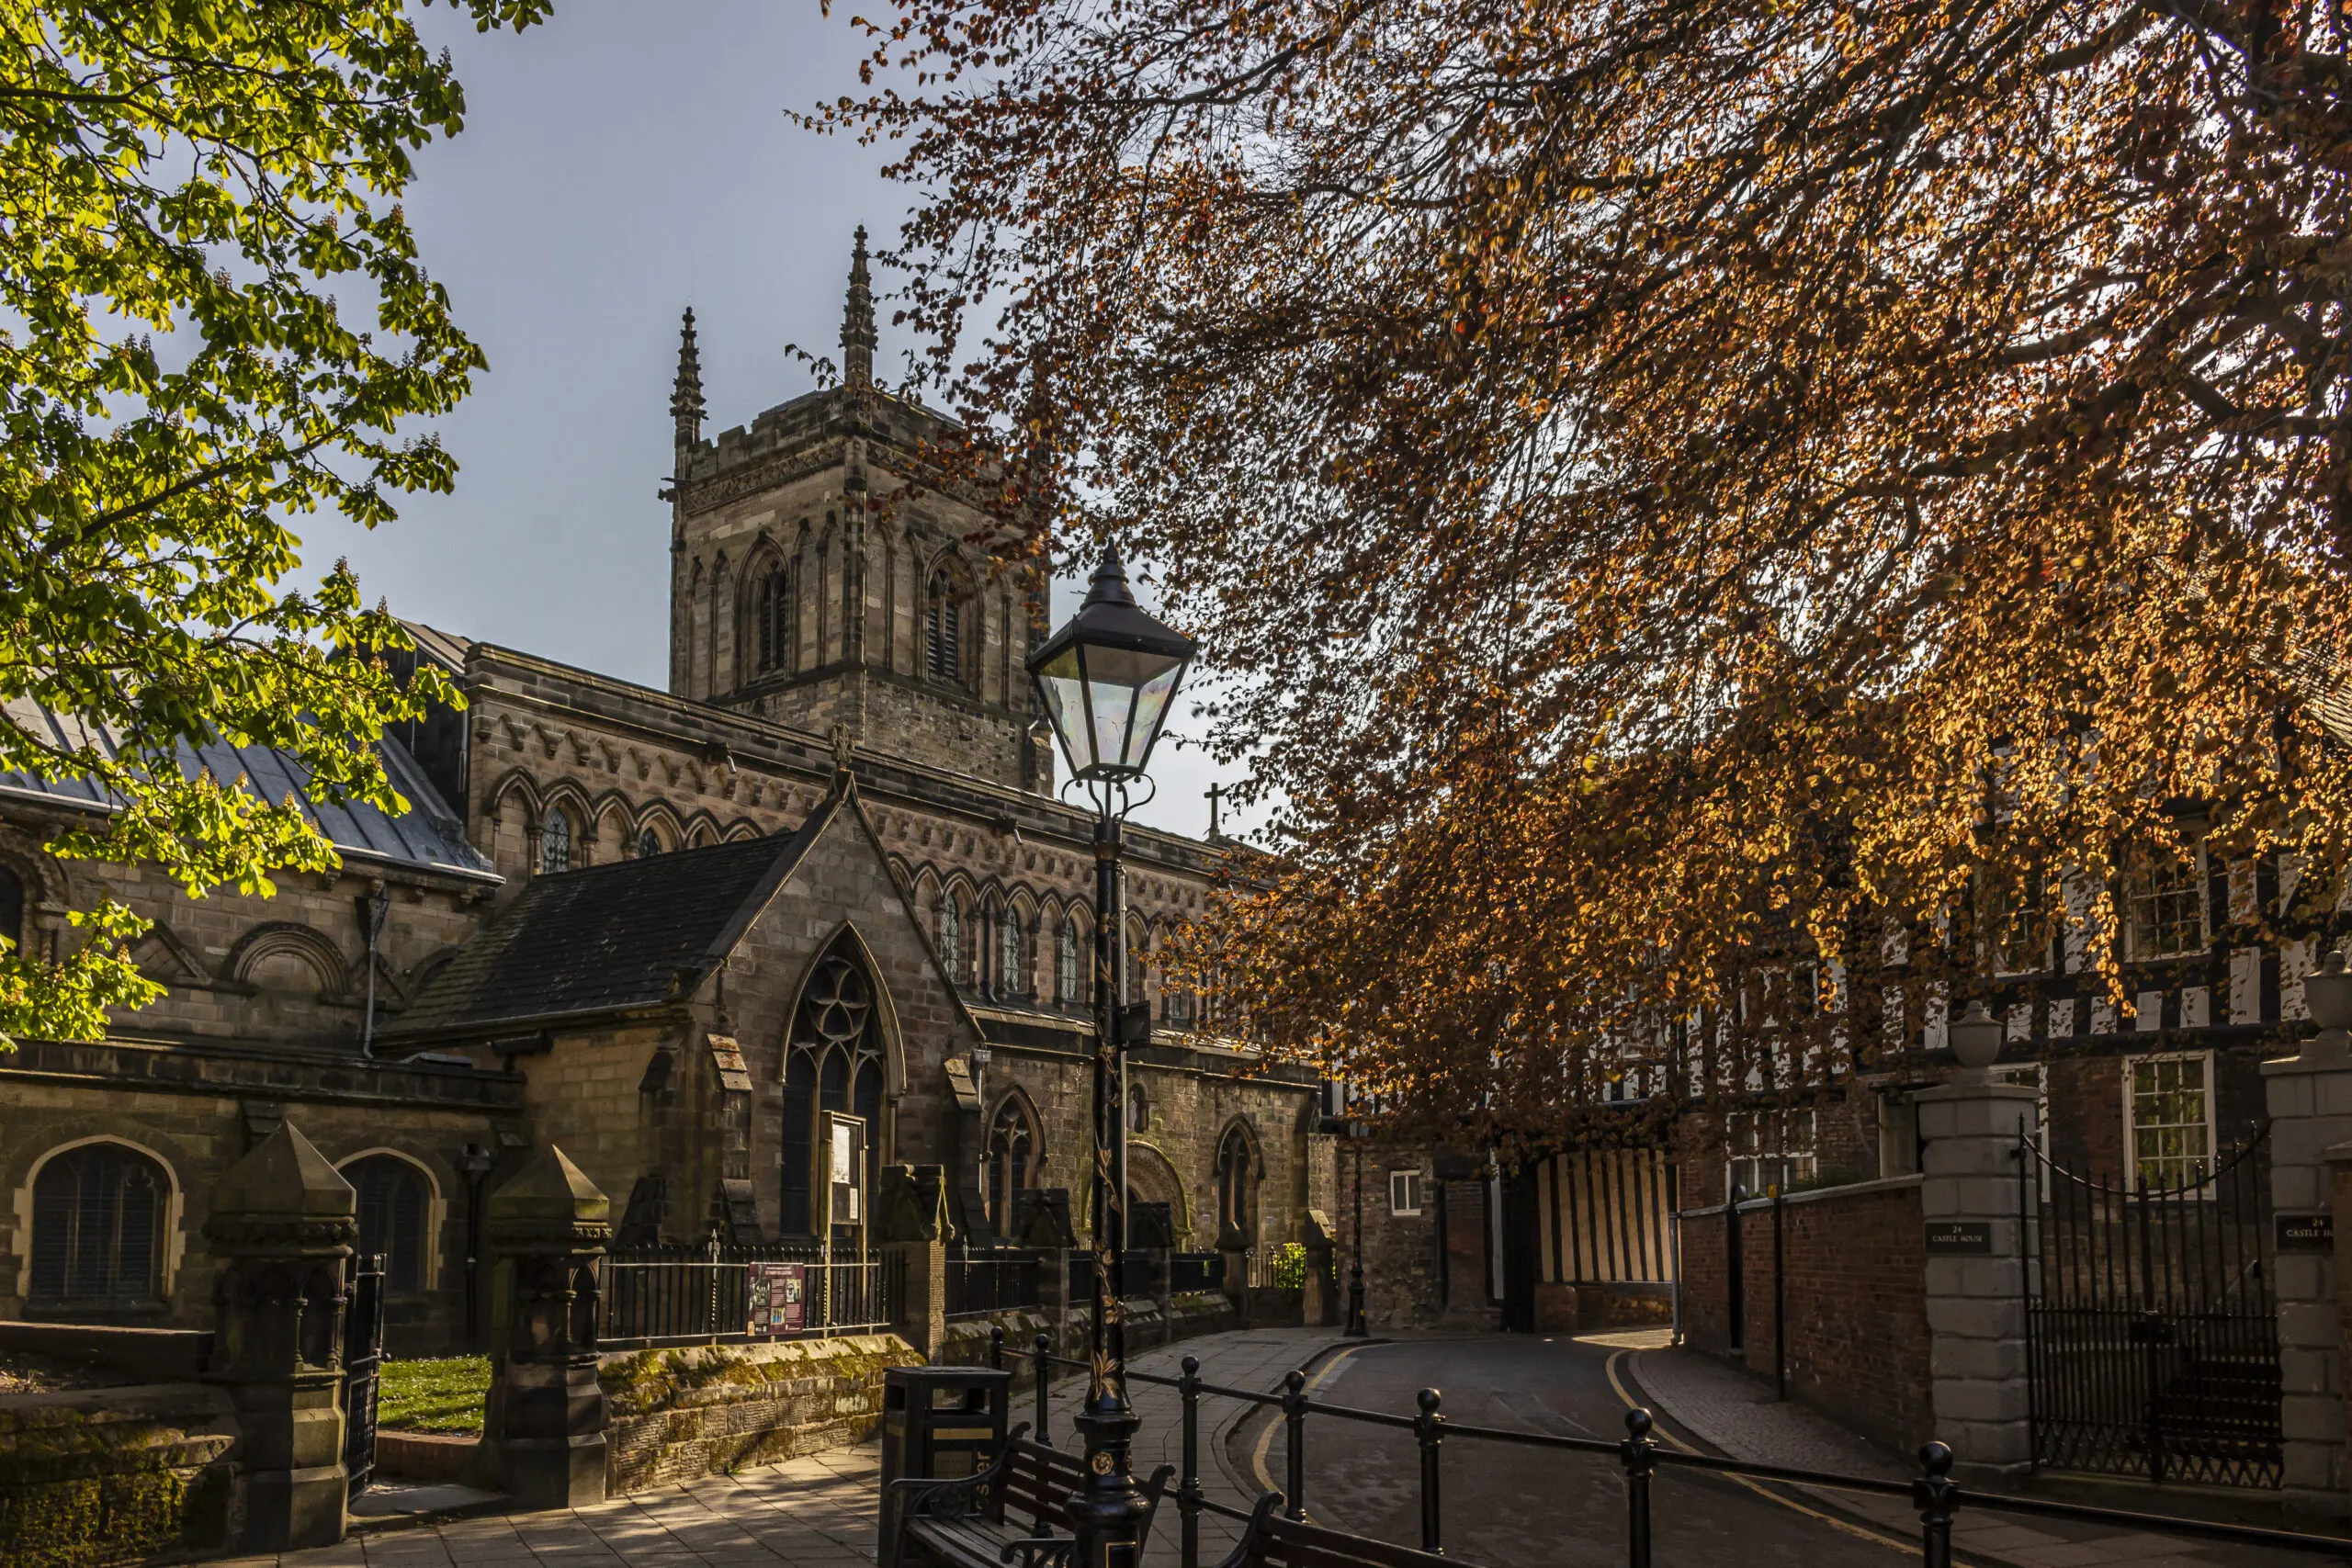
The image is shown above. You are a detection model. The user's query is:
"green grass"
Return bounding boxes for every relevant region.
[375,1357,491,1434]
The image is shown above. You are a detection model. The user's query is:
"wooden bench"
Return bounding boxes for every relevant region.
[1210,1492,1454,1568]
[884,1427,1175,1568]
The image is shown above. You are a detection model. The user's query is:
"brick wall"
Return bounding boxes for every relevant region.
[1681,1178,1929,1452]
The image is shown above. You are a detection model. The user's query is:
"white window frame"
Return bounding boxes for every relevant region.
[1727,1108,1817,1200]
[1387,1168,1424,1217]
[2124,851,2207,962]
[2121,1049,2216,1193]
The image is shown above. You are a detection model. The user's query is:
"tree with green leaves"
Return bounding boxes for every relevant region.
[0,0,548,1045]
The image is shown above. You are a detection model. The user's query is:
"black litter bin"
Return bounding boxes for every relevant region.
[878,1365,1012,1556]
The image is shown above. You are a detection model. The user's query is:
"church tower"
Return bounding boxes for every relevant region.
[663,232,1054,794]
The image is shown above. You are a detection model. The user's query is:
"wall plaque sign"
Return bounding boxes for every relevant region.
[1923,1221,1993,1255]
[2278,1213,2335,1254]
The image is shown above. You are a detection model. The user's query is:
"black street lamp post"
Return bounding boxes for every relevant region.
[1027,545,1195,1568]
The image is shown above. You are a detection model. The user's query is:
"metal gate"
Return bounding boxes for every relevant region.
[2020,1132,2281,1487]
[343,1252,387,1501]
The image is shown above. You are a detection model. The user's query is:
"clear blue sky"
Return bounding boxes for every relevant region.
[320,1,1256,841]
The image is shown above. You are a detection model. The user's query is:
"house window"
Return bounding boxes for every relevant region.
[2126,1051,2214,1190]
[999,910,1026,999]
[29,1143,167,1308]
[1056,918,1080,1005]
[2127,854,2204,961]
[539,809,572,874]
[1987,880,2052,976]
[345,1155,431,1295]
[1388,1169,1425,1217]
[1726,1109,1816,1199]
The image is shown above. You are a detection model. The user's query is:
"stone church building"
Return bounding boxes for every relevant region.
[0,233,1330,1353]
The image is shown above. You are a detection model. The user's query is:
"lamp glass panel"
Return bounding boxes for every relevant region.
[1119,661,1184,771]
[1035,648,1100,776]
[1079,645,1185,774]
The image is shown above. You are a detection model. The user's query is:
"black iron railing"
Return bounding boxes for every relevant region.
[600,1238,895,1348]
[1169,1252,1225,1294]
[945,1247,1043,1319]
[2021,1129,2282,1488]
[997,1342,2352,1568]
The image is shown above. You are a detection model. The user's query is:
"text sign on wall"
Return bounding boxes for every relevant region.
[747,1262,807,1337]
[1923,1222,1993,1256]
[2278,1213,2335,1254]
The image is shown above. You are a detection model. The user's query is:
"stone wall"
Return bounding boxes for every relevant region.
[601,1332,912,1495]
[0,1382,239,1568]
[1336,1141,1444,1332]
[0,1043,524,1353]
[1679,1178,1931,1454]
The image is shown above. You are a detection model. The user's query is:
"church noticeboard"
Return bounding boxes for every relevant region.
[2278,1213,2335,1254]
[1923,1222,1992,1255]
[747,1263,807,1336]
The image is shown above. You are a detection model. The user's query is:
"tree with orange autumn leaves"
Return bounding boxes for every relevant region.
[813,0,2352,1144]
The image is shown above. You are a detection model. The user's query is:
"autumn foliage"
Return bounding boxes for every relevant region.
[817,0,2352,1136]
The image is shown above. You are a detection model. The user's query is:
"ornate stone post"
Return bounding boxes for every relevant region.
[482,1145,612,1510]
[878,1164,952,1362]
[203,1121,357,1552]
[1302,1210,1340,1328]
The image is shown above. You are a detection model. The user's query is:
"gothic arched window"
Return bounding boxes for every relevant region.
[345,1155,431,1295]
[1056,917,1080,1007]
[637,827,663,859]
[539,809,572,874]
[937,893,962,980]
[782,947,888,1239]
[754,563,792,674]
[1215,1125,1257,1245]
[29,1143,167,1307]
[985,1099,1037,1235]
[926,572,964,686]
[1000,908,1027,999]
[1125,920,1148,1008]
[0,864,22,956]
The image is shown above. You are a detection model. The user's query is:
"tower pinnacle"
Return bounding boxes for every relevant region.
[842,227,876,391]
[672,306,706,450]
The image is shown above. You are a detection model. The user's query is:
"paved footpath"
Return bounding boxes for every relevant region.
[1020,1325,1352,1567]
[1621,1331,2324,1568]
[230,1327,1345,1568]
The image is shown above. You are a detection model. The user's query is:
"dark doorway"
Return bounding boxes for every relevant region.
[1498,1164,1542,1333]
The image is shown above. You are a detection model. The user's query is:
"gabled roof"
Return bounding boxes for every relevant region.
[382,803,836,1041]
[0,696,497,885]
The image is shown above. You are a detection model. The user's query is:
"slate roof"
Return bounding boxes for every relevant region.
[0,697,497,884]
[382,807,831,1040]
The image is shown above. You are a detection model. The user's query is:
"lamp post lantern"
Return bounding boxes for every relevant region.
[1027,544,1195,1568]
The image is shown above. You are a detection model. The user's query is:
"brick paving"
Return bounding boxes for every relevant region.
[1624,1337,2320,1568]
[233,1328,1346,1568]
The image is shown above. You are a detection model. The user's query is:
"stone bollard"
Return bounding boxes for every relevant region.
[878,1164,951,1362]
[204,1121,357,1551]
[2267,950,2352,1517]
[481,1145,611,1509]
[1915,1076,2041,1483]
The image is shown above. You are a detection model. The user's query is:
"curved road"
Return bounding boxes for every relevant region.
[1227,1336,1917,1568]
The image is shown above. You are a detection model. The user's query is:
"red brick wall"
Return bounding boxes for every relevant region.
[1735,1180,1930,1452]
[1679,1201,1733,1354]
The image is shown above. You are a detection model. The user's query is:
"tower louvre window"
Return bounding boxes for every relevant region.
[755,565,791,674]
[927,577,963,685]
